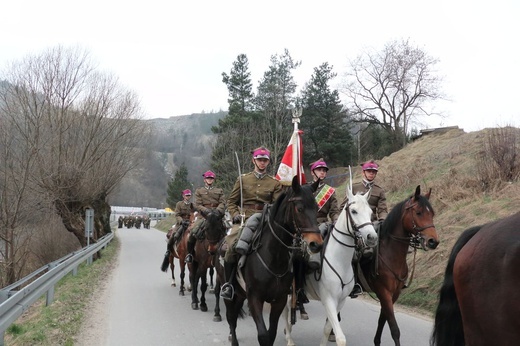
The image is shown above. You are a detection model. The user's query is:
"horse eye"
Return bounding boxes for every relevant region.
[297,207,304,213]
[351,209,358,215]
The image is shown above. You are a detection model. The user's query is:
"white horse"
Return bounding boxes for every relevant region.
[284,184,378,346]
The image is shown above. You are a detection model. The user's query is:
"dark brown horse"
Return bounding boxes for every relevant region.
[223,176,324,346]
[431,211,520,346]
[358,185,439,346]
[188,210,226,311]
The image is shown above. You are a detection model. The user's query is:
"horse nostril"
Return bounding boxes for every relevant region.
[428,239,439,249]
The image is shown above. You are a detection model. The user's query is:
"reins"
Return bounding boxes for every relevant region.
[253,193,312,278]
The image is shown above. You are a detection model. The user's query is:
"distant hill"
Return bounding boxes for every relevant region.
[108,111,226,208]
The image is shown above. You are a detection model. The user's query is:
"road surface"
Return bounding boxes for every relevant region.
[76,225,434,345]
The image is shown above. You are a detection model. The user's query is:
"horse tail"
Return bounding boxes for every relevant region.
[431,225,482,346]
[160,253,170,272]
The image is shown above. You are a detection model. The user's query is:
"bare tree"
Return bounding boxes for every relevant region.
[1,46,150,252]
[342,39,443,150]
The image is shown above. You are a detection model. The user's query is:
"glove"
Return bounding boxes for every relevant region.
[200,208,208,217]
[182,220,190,228]
[233,215,242,224]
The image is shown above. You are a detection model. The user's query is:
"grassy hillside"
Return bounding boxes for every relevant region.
[335,127,520,313]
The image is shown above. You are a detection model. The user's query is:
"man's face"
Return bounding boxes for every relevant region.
[363,169,377,181]
[183,194,191,200]
[313,167,328,180]
[254,158,270,171]
[205,177,214,185]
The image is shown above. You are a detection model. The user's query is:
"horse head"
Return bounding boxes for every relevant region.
[402,185,439,250]
[344,184,378,248]
[283,176,323,258]
[203,210,226,255]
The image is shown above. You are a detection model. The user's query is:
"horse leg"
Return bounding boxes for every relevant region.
[169,255,176,287]
[225,297,244,346]
[191,263,200,310]
[209,266,215,293]
[320,318,333,346]
[320,296,346,346]
[372,292,400,346]
[249,297,269,346]
[213,276,222,322]
[268,299,286,345]
[282,302,295,346]
[200,271,208,312]
[179,262,186,296]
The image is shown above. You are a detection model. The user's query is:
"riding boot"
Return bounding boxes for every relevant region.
[185,234,196,263]
[349,280,363,298]
[220,261,236,301]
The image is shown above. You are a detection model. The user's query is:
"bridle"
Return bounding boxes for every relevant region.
[317,201,372,287]
[253,193,320,278]
[388,198,435,250]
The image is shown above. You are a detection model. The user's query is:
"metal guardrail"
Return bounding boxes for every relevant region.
[0,232,114,345]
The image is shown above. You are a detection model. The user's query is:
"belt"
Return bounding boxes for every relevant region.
[243,203,265,211]
[203,203,219,208]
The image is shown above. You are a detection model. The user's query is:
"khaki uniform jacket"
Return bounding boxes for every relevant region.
[340,181,388,222]
[194,186,226,216]
[175,200,195,225]
[227,172,284,220]
[313,182,340,224]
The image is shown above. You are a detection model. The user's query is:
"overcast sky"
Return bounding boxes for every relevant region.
[1,0,518,132]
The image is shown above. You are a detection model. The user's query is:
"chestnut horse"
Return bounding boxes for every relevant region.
[188,210,226,311]
[160,214,196,295]
[223,176,323,346]
[358,185,439,346]
[431,211,520,346]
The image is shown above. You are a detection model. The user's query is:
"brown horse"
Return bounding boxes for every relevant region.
[160,214,196,295]
[358,185,439,346]
[223,176,324,346]
[188,210,226,311]
[431,211,520,346]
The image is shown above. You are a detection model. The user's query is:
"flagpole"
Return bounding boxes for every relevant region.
[292,108,302,183]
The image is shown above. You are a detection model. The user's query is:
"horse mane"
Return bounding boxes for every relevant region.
[380,193,435,239]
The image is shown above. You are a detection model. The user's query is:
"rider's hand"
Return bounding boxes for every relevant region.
[232,215,241,224]
[182,220,190,227]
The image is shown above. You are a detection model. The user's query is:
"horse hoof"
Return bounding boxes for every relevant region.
[213,316,222,322]
[200,305,208,312]
[228,334,232,342]
[191,303,199,310]
[179,291,184,296]
[209,287,215,294]
[171,283,176,287]
[328,334,336,342]
[300,312,309,320]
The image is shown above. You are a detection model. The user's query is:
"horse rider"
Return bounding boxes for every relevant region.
[220,146,284,300]
[185,170,226,263]
[340,159,388,298]
[296,158,340,319]
[163,189,196,261]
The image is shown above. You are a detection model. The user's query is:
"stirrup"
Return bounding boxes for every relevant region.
[220,283,235,301]
[185,254,193,263]
[349,283,363,298]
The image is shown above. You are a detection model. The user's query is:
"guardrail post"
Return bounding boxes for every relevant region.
[46,263,56,306]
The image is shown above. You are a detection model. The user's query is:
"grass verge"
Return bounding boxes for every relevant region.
[5,234,120,346]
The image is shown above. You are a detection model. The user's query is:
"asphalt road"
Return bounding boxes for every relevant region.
[78,224,434,346]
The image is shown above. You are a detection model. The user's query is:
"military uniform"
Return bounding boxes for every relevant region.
[225,171,284,262]
[190,185,226,237]
[340,181,388,222]
[314,181,340,224]
[167,200,195,244]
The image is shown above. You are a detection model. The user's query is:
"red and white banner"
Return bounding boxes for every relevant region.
[276,129,306,185]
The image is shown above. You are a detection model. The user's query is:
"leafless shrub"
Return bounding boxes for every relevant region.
[477,127,520,190]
